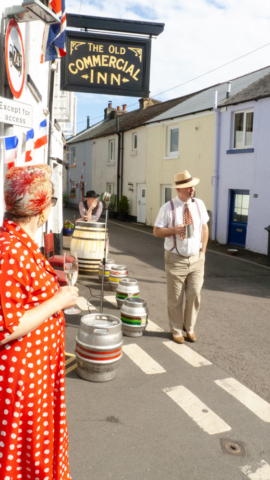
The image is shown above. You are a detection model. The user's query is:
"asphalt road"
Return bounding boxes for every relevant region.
[63,215,270,480]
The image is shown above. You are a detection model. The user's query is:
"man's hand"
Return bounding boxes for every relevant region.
[175,224,185,237]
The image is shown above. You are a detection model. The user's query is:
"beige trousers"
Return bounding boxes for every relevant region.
[164,250,205,335]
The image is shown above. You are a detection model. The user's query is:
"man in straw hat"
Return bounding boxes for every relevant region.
[154,170,209,343]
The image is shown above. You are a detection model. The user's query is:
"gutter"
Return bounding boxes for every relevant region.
[212,91,220,241]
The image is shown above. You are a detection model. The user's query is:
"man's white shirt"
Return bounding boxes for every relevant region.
[154,196,209,257]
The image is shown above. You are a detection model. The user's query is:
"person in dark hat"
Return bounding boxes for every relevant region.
[79,190,103,221]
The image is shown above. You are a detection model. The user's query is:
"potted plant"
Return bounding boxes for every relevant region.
[118,195,129,221]
[109,193,117,219]
[63,220,74,236]
[70,188,76,198]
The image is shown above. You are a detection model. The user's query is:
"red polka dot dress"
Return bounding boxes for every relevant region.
[0,220,71,480]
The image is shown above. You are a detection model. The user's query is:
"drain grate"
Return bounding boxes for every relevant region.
[220,438,245,456]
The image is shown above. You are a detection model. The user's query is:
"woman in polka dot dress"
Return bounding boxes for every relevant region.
[0,165,78,480]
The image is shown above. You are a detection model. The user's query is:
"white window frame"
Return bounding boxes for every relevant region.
[106,183,114,194]
[162,184,172,206]
[70,181,76,197]
[132,133,138,151]
[167,125,179,156]
[233,109,254,149]
[108,139,115,162]
[70,146,76,165]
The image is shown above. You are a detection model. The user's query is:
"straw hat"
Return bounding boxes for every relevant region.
[172,170,200,189]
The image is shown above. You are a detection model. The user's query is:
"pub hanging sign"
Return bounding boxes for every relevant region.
[61,32,151,97]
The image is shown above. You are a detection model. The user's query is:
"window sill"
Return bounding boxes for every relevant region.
[69,164,77,168]
[163,155,179,160]
[131,151,137,156]
[107,162,115,166]
[226,148,254,154]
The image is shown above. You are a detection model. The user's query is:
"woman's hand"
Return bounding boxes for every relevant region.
[53,286,79,311]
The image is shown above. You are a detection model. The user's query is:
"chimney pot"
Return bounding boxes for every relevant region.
[122,104,127,111]
[226,82,231,99]
[108,101,112,108]
[117,106,121,111]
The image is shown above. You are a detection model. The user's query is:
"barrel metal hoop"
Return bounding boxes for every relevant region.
[72,236,106,241]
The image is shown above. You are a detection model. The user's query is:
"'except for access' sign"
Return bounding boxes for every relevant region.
[0,96,32,128]
[61,32,151,97]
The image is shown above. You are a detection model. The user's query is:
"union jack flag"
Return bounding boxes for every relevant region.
[41,0,66,63]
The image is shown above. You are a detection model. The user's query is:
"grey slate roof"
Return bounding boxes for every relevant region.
[66,91,200,145]
[221,71,270,106]
[146,66,270,124]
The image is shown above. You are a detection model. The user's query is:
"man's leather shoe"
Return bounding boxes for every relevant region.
[173,334,185,344]
[186,332,197,342]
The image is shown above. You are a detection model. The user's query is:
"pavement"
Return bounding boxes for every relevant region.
[62,208,270,480]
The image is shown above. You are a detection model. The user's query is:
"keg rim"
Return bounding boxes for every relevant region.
[111,264,127,270]
[80,313,121,328]
[118,278,138,286]
[123,298,147,308]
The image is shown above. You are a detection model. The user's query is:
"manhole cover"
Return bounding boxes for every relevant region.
[220,438,245,456]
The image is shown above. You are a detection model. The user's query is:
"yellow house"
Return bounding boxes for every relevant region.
[145,94,217,231]
[145,68,270,234]
[146,111,215,229]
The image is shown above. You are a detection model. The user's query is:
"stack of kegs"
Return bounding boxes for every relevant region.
[120,298,148,337]
[109,264,128,291]
[98,259,115,282]
[116,278,140,308]
[75,314,123,382]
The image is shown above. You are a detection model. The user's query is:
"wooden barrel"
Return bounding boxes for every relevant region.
[70,221,108,274]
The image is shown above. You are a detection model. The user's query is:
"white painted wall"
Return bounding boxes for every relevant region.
[66,140,93,210]
[91,125,147,219]
[0,5,65,247]
[217,98,270,254]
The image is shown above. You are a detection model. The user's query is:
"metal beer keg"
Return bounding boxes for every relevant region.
[98,259,115,282]
[75,314,123,382]
[120,298,148,337]
[109,264,128,291]
[116,278,140,308]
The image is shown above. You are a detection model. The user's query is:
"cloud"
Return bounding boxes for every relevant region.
[66,0,270,132]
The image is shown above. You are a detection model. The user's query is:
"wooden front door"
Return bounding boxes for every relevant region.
[81,182,85,201]
[228,190,249,247]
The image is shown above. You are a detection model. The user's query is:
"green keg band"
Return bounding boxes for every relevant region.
[121,316,141,325]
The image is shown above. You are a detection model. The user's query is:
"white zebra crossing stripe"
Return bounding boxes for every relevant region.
[104,295,117,307]
[163,385,231,435]
[215,378,270,422]
[241,460,270,479]
[147,320,164,332]
[163,341,212,367]
[122,344,166,375]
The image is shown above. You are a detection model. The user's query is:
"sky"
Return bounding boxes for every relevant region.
[65,0,270,134]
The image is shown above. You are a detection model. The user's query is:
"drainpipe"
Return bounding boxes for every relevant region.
[212,90,221,240]
[116,116,120,207]
[120,131,124,198]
